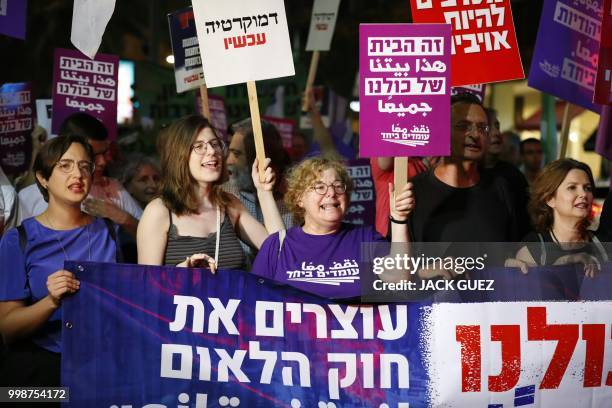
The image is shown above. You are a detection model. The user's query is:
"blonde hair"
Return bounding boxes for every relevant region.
[284,157,353,223]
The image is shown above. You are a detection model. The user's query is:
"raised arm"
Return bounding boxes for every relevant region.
[303,90,339,158]
[252,158,284,234]
[137,198,170,265]
[381,182,414,283]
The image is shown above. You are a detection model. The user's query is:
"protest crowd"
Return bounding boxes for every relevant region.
[0,0,611,406]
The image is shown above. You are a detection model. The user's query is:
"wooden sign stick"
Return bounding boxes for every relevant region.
[246,81,267,181]
[558,101,572,159]
[199,84,211,120]
[301,50,320,112]
[393,156,408,198]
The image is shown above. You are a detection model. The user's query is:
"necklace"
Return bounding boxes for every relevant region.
[45,213,92,261]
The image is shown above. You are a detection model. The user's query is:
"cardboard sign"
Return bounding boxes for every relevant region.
[196,92,228,140]
[168,6,206,93]
[594,0,612,105]
[359,24,451,158]
[0,82,33,175]
[51,48,119,140]
[451,84,486,102]
[191,0,295,87]
[0,0,27,40]
[529,0,603,112]
[410,0,524,86]
[305,0,341,51]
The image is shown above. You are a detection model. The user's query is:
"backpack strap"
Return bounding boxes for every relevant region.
[102,217,123,263]
[17,224,27,253]
[277,229,286,259]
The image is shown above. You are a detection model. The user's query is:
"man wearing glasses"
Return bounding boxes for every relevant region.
[409,93,519,245]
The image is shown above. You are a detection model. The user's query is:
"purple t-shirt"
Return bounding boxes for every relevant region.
[0,217,117,353]
[251,223,385,299]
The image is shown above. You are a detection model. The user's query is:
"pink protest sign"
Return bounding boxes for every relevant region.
[359,24,451,157]
[196,92,229,140]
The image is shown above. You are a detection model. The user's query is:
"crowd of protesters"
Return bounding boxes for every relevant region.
[1,91,610,388]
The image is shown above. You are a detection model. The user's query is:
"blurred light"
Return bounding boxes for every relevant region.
[349,101,360,112]
[166,54,175,64]
[569,131,579,143]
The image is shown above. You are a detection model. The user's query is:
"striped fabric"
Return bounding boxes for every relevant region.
[164,214,246,269]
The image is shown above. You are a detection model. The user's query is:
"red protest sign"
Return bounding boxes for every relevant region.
[410,0,524,86]
[594,0,612,105]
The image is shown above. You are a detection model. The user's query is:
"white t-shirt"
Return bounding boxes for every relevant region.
[18,178,143,221]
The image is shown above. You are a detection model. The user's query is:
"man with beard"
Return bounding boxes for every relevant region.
[226,119,294,266]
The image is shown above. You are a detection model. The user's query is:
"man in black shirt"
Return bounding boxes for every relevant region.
[409,94,519,243]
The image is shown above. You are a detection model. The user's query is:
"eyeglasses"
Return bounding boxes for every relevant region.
[311,181,347,195]
[191,139,227,155]
[55,159,95,175]
[454,121,490,134]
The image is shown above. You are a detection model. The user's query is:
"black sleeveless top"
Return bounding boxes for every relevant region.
[163,209,246,269]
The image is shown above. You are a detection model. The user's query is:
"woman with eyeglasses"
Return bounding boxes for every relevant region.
[137,115,284,271]
[251,157,414,299]
[0,134,119,386]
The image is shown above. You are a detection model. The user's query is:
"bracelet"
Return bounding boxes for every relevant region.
[389,215,408,225]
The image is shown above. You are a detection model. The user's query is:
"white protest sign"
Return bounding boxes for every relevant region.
[35,99,53,137]
[191,0,295,88]
[424,302,612,407]
[305,0,341,51]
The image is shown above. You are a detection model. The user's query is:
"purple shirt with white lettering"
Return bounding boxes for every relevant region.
[251,224,385,299]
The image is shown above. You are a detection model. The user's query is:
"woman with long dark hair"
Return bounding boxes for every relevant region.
[137,115,284,270]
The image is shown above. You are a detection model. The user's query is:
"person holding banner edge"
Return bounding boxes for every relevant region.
[506,159,608,277]
[251,157,413,299]
[137,115,285,271]
[0,134,119,387]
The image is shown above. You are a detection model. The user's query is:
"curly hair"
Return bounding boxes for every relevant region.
[529,158,595,234]
[159,115,230,215]
[284,157,353,224]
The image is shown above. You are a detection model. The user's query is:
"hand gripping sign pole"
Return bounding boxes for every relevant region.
[191,0,296,182]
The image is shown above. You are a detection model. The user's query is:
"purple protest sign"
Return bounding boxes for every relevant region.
[528,0,603,112]
[359,24,451,158]
[195,92,228,141]
[0,0,27,40]
[451,84,486,103]
[0,82,33,175]
[344,159,375,227]
[51,48,119,140]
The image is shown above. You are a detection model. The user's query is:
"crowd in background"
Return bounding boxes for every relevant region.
[1,90,610,388]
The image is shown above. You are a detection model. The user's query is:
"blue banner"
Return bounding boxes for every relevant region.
[167,6,205,93]
[62,262,612,407]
